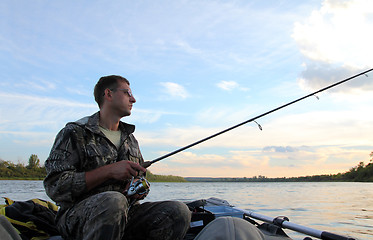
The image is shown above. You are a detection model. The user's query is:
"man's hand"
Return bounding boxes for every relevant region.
[109,160,147,180]
[85,160,147,191]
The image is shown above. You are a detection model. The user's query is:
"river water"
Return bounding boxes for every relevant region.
[1,180,372,240]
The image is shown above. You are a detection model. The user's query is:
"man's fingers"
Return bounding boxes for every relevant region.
[129,161,147,173]
[128,167,138,177]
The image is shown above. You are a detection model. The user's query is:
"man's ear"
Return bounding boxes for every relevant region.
[104,89,112,99]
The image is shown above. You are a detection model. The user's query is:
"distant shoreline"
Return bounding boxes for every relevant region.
[2,177,372,182]
[184,177,372,182]
[2,159,373,182]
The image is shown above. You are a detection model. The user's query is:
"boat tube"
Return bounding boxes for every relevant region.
[186,197,355,240]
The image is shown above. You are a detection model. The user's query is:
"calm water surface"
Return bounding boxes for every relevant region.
[1,180,372,240]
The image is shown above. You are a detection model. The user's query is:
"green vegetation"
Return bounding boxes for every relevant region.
[146,171,187,182]
[0,154,186,182]
[0,155,46,180]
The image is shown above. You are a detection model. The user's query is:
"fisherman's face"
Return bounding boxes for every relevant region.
[111,81,136,117]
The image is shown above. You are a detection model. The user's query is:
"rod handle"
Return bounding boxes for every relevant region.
[141,161,152,168]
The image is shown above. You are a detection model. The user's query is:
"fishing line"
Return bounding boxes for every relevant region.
[142,68,373,168]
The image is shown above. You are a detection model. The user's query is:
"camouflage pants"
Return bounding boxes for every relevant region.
[56,191,191,240]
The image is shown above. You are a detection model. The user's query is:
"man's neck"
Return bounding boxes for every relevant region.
[99,110,120,131]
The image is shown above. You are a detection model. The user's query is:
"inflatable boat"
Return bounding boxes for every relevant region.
[185,197,355,240]
[1,197,355,240]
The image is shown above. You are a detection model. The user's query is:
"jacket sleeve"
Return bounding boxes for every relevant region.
[43,124,87,206]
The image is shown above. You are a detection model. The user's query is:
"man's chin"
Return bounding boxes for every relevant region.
[121,111,131,117]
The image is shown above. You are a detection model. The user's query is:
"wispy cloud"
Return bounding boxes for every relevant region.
[0,92,98,161]
[263,146,301,153]
[148,145,368,177]
[159,82,189,99]
[194,104,260,127]
[216,81,239,91]
[216,80,249,91]
[13,77,57,92]
[137,101,373,158]
[65,87,92,97]
[0,92,97,132]
[129,108,187,124]
[175,40,204,57]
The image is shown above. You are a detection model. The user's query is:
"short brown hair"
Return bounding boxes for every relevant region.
[94,75,130,107]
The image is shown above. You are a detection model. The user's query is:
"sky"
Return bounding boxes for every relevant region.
[1,0,372,178]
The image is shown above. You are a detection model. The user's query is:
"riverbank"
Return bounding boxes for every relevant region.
[1,159,373,182]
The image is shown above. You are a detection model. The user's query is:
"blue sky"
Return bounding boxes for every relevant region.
[1,0,372,177]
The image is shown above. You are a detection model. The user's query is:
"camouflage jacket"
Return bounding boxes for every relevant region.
[43,112,144,210]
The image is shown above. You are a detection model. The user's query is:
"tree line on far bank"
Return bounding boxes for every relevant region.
[0,154,45,180]
[0,154,186,182]
[1,153,372,182]
[187,152,373,182]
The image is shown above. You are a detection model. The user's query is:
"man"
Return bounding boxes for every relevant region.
[44,75,191,240]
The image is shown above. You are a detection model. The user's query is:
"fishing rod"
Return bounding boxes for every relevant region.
[142,68,373,168]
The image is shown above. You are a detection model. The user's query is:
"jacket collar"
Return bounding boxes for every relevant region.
[76,111,135,135]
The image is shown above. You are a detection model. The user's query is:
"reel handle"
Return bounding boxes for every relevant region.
[126,176,150,197]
